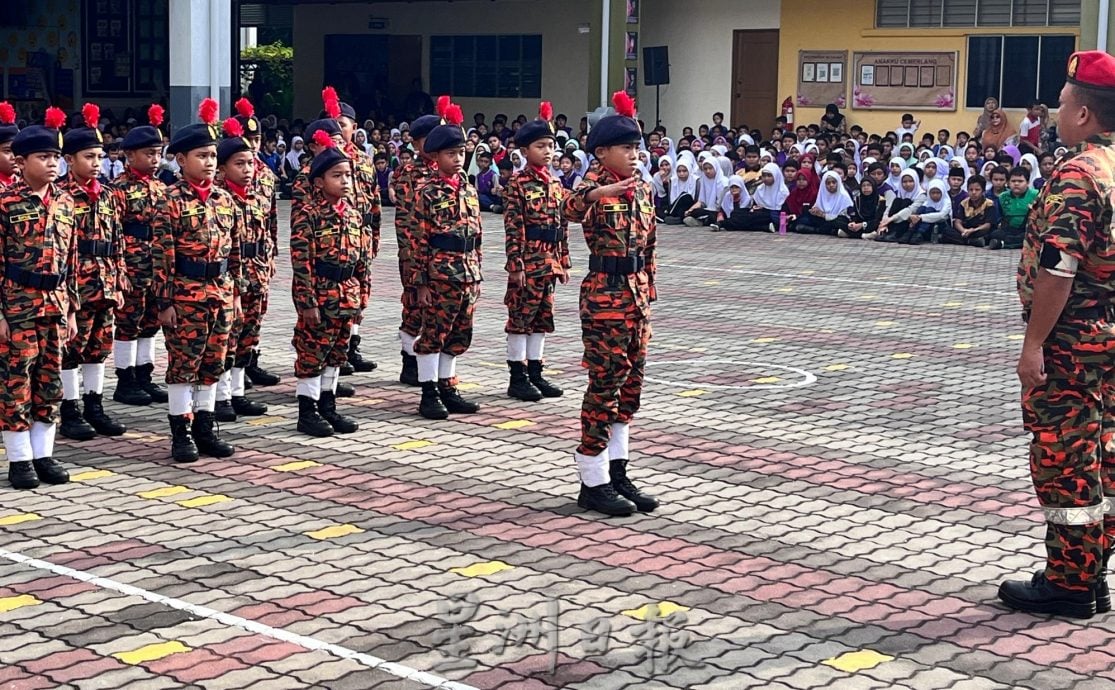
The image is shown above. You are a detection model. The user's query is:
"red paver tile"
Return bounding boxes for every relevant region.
[24,648,100,674]
[43,656,128,683]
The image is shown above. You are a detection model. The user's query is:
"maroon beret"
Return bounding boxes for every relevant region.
[1067,51,1115,91]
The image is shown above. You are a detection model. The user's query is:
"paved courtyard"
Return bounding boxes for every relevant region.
[0,202,1108,689]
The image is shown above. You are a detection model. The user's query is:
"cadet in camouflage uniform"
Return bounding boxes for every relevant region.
[1001,51,1115,619]
[57,103,129,441]
[503,101,569,402]
[0,108,75,489]
[0,102,17,190]
[151,99,245,463]
[561,92,659,517]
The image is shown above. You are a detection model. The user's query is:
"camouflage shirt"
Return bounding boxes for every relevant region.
[344,141,381,257]
[219,180,272,294]
[1018,132,1115,316]
[289,197,370,317]
[59,176,127,306]
[112,168,165,289]
[391,157,435,280]
[253,158,279,260]
[0,180,79,322]
[412,173,483,286]
[503,166,571,278]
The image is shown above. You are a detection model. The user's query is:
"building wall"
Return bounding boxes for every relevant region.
[777,0,1079,136]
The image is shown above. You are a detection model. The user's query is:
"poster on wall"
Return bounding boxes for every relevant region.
[851,52,957,110]
[625,67,638,97]
[625,32,638,61]
[797,51,847,108]
[85,0,133,94]
[626,0,639,24]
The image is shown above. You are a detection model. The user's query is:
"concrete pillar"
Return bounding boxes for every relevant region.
[169,0,232,133]
[1080,0,1115,52]
[587,0,629,113]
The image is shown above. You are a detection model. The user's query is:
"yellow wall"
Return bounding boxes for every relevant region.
[778,0,1079,136]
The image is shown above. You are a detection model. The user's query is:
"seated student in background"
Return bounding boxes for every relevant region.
[475,150,502,212]
[557,153,581,191]
[904,179,952,245]
[840,177,886,239]
[987,165,1008,216]
[946,165,968,216]
[651,156,672,219]
[1018,153,1042,189]
[374,153,394,206]
[1034,152,1054,189]
[793,170,852,236]
[942,174,998,247]
[659,151,697,225]
[729,162,789,232]
[683,154,727,227]
[712,175,752,231]
[988,166,1037,250]
[866,169,923,242]
[783,171,818,230]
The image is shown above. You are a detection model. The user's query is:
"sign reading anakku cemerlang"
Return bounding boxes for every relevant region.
[797,51,847,109]
[852,52,958,111]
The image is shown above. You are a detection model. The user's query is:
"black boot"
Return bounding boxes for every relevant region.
[8,461,38,490]
[232,395,268,416]
[83,392,126,436]
[1099,553,1112,614]
[135,363,168,403]
[244,350,280,386]
[336,380,355,398]
[438,379,480,414]
[113,367,153,406]
[215,399,237,423]
[577,483,637,516]
[610,459,659,512]
[527,360,563,398]
[297,395,334,437]
[168,414,199,463]
[419,381,449,420]
[399,351,419,387]
[348,335,376,372]
[33,457,69,485]
[60,399,96,440]
[339,360,355,376]
[998,571,1096,618]
[192,410,235,458]
[507,361,542,401]
[317,391,358,433]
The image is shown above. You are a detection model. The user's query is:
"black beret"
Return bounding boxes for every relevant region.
[309,147,350,180]
[12,126,63,157]
[410,114,442,140]
[217,136,252,165]
[0,123,17,146]
[318,102,357,121]
[167,123,220,155]
[236,114,262,135]
[423,124,466,154]
[587,114,642,151]
[63,126,105,155]
[303,118,341,145]
[120,126,163,150]
[514,119,556,148]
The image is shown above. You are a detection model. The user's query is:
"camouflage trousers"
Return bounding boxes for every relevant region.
[163,300,232,386]
[579,317,651,456]
[1022,320,1115,591]
[63,301,115,369]
[292,311,352,379]
[114,285,160,341]
[399,259,422,336]
[0,316,64,431]
[229,289,267,368]
[414,282,479,356]
[505,275,556,335]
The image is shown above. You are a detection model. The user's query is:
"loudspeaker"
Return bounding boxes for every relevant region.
[644,46,669,86]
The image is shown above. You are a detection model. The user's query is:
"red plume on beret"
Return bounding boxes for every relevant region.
[234,97,254,119]
[147,104,165,127]
[312,129,335,149]
[198,98,219,125]
[222,117,244,138]
[436,95,451,118]
[44,107,66,130]
[539,101,553,122]
[0,102,14,125]
[445,103,464,127]
[81,103,100,130]
[612,91,636,118]
[322,86,341,119]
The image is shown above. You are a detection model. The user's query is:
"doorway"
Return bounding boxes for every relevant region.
[731,30,780,130]
[324,34,422,122]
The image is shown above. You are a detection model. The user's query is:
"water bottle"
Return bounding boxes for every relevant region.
[778,212,788,235]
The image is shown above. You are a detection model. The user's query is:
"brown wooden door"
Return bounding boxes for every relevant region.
[731,30,780,131]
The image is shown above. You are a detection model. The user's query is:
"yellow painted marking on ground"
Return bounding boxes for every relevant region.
[622,601,690,620]
[942,301,964,308]
[954,281,969,287]
[678,390,706,397]
[952,343,974,349]
[455,382,480,391]
[0,513,41,526]
[270,460,321,472]
[688,347,707,353]
[823,649,895,673]
[543,369,562,376]
[113,641,191,665]
[138,486,190,499]
[0,595,41,613]
[450,561,514,578]
[1007,334,1025,340]
[751,337,778,343]
[874,320,895,327]
[477,361,504,368]
[304,523,365,540]
[858,294,878,300]
[176,494,232,508]
[495,419,534,430]
[824,364,849,371]
[753,376,783,384]
[245,415,286,427]
[891,353,914,359]
[393,439,435,451]
[775,287,794,293]
[703,280,721,286]
[800,269,816,275]
[975,304,993,311]
[71,469,114,482]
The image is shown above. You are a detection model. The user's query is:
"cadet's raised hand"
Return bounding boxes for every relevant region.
[591,177,637,201]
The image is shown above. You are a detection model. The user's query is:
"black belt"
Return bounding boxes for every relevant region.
[78,240,115,257]
[175,256,228,279]
[525,225,566,244]
[1025,304,1115,323]
[429,234,480,253]
[122,221,152,240]
[240,240,265,259]
[314,259,357,282]
[4,263,68,290]
[588,254,646,275]
[363,211,380,227]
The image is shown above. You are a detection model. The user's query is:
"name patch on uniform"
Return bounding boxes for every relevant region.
[525,191,544,201]
[601,203,629,213]
[99,205,115,216]
[181,206,205,218]
[126,190,146,200]
[432,200,455,212]
[215,207,234,217]
[9,211,41,223]
[639,202,653,215]
[74,207,90,216]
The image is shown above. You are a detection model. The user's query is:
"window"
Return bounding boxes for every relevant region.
[966,34,1076,108]
[429,35,542,99]
[877,0,1079,27]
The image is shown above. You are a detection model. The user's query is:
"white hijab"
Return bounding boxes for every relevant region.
[652,158,671,198]
[894,169,921,200]
[285,136,304,170]
[922,179,950,213]
[815,171,853,220]
[720,175,751,216]
[920,157,949,189]
[671,151,699,202]
[886,157,907,189]
[696,151,727,209]
[636,161,654,184]
[753,162,789,210]
[1020,153,1041,186]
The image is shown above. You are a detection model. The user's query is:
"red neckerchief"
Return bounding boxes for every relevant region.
[82,177,102,202]
[440,172,461,190]
[0,172,14,187]
[224,179,249,201]
[604,166,635,200]
[530,164,551,182]
[127,167,151,181]
[333,198,346,216]
[188,178,212,204]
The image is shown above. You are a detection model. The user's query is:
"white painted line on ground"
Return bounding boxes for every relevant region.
[0,547,478,690]
[645,360,817,390]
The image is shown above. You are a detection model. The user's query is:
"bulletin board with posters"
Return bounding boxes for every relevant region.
[84,0,133,95]
[797,51,846,108]
[852,51,957,110]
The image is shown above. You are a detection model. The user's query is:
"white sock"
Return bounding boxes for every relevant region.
[400,331,416,356]
[231,368,246,397]
[296,376,322,400]
[113,340,137,369]
[417,353,440,382]
[137,337,156,366]
[193,383,217,412]
[61,368,80,401]
[506,334,527,361]
[608,422,630,460]
[29,422,56,459]
[216,370,232,402]
[575,449,610,487]
[438,353,456,380]
[168,383,194,416]
[2,430,33,463]
[526,333,545,361]
[81,363,105,394]
[350,323,360,336]
[321,366,340,393]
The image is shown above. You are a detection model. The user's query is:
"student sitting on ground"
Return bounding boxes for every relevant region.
[839,177,886,239]
[712,175,752,231]
[783,171,817,230]
[475,151,502,212]
[659,151,697,224]
[903,179,952,245]
[683,153,727,227]
[989,166,1037,250]
[866,169,922,242]
[557,153,581,191]
[942,174,998,247]
[793,170,852,236]
[726,162,789,232]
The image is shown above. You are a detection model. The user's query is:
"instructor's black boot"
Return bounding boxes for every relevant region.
[297,395,334,437]
[135,363,168,403]
[214,399,237,423]
[577,483,637,516]
[33,457,69,485]
[610,459,659,512]
[245,351,280,386]
[168,414,199,463]
[336,380,355,398]
[192,410,235,458]
[317,391,358,433]
[83,392,126,436]
[60,399,96,441]
[527,360,563,398]
[419,381,449,420]
[232,395,268,416]
[8,461,38,490]
[1098,553,1112,614]
[399,351,419,387]
[998,571,1096,619]
[507,361,543,401]
[438,379,480,414]
[348,335,377,372]
[113,367,153,406]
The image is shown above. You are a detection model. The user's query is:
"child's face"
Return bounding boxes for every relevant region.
[436,146,466,176]
[745,152,759,168]
[890,162,902,176]
[966,148,979,162]
[66,147,103,182]
[0,141,13,174]
[1040,157,1055,177]
[902,118,913,128]
[938,131,949,143]
[658,160,671,176]
[1009,175,1029,195]
[782,167,797,184]
[220,151,256,188]
[924,162,937,177]
[560,158,572,173]
[861,180,873,196]
[901,177,916,192]
[948,176,963,192]
[968,182,984,200]
[761,171,774,185]
[595,143,637,178]
[929,188,943,202]
[315,161,353,199]
[374,159,387,171]
[713,114,723,124]
[399,151,413,165]
[701,162,715,179]
[18,152,60,185]
[730,184,741,197]
[991,173,1006,190]
[824,177,838,193]
[177,146,218,183]
[1021,160,1033,173]
[676,165,689,181]
[870,168,885,185]
[487,136,500,150]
